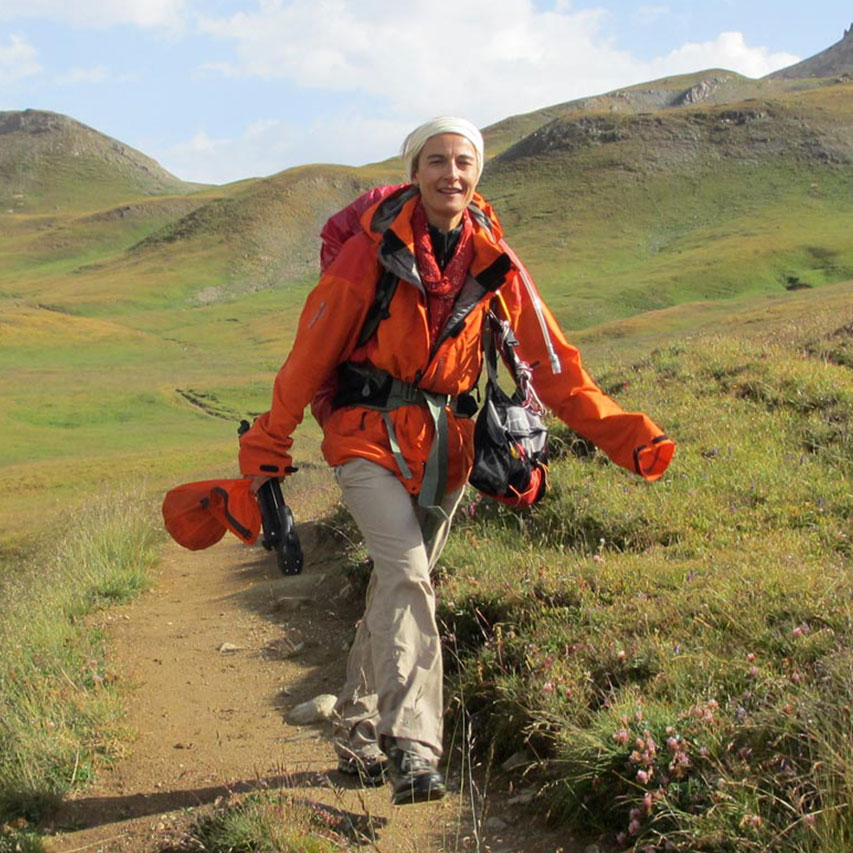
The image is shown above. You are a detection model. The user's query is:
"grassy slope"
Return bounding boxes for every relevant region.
[480,82,853,330]
[437,283,853,851]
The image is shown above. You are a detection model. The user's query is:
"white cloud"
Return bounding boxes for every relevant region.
[650,31,799,79]
[54,64,109,85]
[158,114,410,184]
[151,2,803,184]
[196,0,800,133]
[0,34,42,84]
[0,0,187,30]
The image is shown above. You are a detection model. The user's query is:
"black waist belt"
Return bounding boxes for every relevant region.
[332,362,476,509]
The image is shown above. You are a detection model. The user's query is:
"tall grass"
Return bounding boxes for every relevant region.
[0,487,162,825]
[436,307,853,851]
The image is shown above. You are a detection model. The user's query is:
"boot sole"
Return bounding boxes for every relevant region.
[391,784,447,805]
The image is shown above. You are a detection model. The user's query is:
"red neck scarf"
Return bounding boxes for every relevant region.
[412,200,474,344]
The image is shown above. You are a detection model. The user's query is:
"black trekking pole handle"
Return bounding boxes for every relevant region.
[237,420,304,576]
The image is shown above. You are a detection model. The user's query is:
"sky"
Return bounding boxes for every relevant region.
[1,1,851,185]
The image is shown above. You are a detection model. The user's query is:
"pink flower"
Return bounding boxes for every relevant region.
[629,819,641,836]
[636,769,649,784]
[616,831,628,846]
[613,729,631,745]
[617,650,627,662]
[666,737,679,752]
[542,681,554,694]
[746,652,756,663]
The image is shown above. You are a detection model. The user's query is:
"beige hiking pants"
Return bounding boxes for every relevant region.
[333,458,465,762]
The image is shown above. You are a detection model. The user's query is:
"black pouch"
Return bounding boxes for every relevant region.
[468,310,549,507]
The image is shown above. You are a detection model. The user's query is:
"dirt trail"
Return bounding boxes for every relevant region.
[45,514,585,853]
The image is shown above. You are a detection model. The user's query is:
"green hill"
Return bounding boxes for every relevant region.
[481,83,853,329]
[0,110,202,214]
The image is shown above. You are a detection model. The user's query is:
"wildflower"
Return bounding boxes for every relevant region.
[699,746,709,758]
[666,737,679,753]
[748,665,760,677]
[629,818,641,836]
[616,831,628,846]
[613,729,631,746]
[746,652,756,663]
[629,808,642,821]
[790,671,802,683]
[617,650,627,662]
[542,681,554,694]
[636,769,649,784]
[804,813,816,828]
[643,792,654,813]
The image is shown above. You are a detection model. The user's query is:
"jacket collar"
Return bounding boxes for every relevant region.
[361,186,514,292]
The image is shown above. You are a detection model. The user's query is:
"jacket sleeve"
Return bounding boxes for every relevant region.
[499,261,674,481]
[238,238,378,477]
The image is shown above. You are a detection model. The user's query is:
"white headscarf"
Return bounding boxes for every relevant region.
[400,116,485,182]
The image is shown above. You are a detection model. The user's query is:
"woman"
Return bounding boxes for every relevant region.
[239,117,674,804]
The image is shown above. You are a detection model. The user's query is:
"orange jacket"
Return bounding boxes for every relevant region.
[239,187,674,492]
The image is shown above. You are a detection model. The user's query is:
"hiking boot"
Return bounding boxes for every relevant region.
[385,744,446,805]
[337,753,388,787]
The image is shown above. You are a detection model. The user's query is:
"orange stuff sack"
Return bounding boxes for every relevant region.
[162,479,261,551]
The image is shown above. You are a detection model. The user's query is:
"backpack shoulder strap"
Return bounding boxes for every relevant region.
[356,268,399,347]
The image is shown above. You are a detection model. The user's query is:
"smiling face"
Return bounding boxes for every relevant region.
[412,133,479,232]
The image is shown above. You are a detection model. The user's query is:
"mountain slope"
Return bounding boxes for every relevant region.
[0,110,202,214]
[480,82,853,328]
[768,23,853,79]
